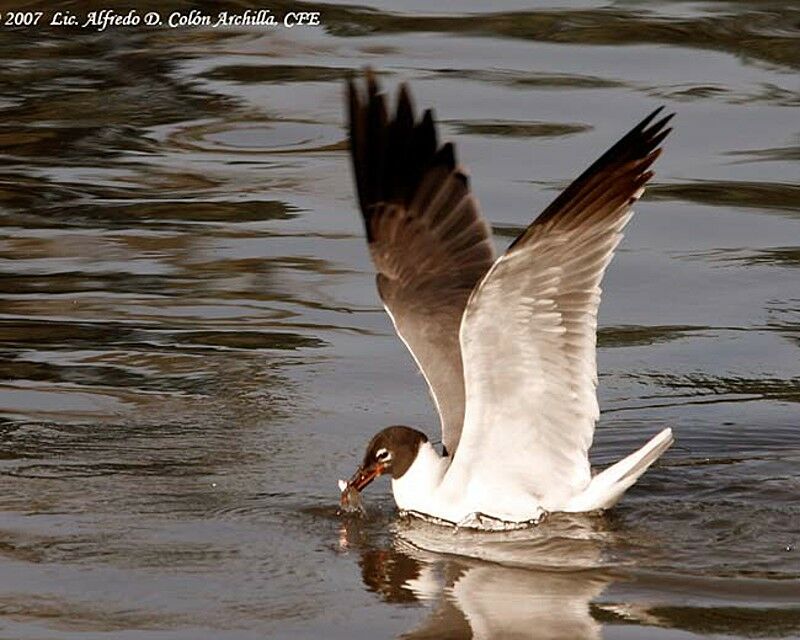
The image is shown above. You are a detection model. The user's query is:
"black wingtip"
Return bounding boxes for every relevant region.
[396,83,414,124]
[647,111,676,135]
[346,77,359,113]
[649,126,673,150]
[348,70,468,219]
[435,142,457,170]
[510,106,675,246]
[366,67,380,99]
[639,105,666,129]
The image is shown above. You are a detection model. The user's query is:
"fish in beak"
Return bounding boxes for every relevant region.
[347,463,385,492]
[338,463,385,513]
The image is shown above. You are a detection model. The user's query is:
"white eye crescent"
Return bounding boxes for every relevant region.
[376,448,391,462]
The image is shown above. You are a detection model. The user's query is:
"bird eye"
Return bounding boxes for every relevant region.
[376,448,391,462]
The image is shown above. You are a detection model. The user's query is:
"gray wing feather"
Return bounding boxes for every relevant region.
[444,108,673,508]
[348,71,496,454]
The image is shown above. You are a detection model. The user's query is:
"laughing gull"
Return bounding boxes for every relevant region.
[341,71,674,527]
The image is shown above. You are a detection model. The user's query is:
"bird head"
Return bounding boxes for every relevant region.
[345,425,428,491]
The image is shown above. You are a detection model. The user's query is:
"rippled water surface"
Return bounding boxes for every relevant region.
[1,1,799,638]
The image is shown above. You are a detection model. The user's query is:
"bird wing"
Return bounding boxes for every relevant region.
[442,108,673,509]
[348,72,496,455]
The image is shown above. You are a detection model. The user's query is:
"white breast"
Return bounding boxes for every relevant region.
[390,442,449,513]
[391,441,547,525]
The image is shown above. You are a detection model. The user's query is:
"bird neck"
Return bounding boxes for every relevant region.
[390,441,449,512]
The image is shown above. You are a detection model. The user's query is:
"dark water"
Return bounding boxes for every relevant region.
[1,1,799,638]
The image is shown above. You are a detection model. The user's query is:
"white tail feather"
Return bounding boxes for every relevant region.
[565,428,674,512]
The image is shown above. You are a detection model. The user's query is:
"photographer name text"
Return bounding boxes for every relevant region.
[1,9,321,31]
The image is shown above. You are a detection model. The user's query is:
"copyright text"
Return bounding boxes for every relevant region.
[2,9,321,31]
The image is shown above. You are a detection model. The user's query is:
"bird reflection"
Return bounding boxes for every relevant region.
[342,513,617,639]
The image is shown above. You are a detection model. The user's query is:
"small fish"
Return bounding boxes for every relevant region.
[337,479,366,515]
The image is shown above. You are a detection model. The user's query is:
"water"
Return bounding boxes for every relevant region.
[0,1,798,638]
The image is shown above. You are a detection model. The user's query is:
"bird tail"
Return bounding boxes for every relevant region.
[565,428,674,512]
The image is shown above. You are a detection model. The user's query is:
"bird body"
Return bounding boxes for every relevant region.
[393,442,547,525]
[387,427,673,525]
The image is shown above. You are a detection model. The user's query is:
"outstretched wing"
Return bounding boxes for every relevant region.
[443,108,673,509]
[348,72,496,455]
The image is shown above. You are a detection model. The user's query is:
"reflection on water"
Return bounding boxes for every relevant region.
[450,120,593,138]
[648,181,800,215]
[341,515,800,639]
[344,515,612,639]
[0,0,799,637]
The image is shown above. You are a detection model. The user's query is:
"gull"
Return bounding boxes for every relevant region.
[342,71,674,527]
